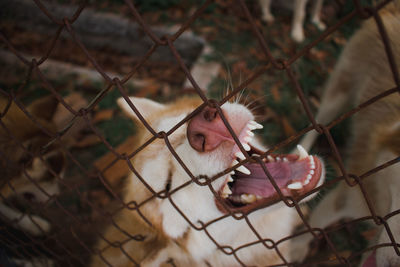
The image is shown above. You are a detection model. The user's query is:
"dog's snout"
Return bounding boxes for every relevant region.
[203,107,217,122]
[187,106,233,152]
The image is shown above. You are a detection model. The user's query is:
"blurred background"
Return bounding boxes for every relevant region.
[0,0,379,266]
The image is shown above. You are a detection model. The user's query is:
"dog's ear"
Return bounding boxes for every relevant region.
[117,97,165,123]
[28,95,59,122]
[45,151,66,177]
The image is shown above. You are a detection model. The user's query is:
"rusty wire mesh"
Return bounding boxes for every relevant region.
[0,0,399,266]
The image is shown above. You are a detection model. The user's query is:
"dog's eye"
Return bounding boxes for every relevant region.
[18,154,32,165]
[165,181,171,193]
[165,169,172,193]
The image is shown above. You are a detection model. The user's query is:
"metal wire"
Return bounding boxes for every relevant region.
[0,0,399,266]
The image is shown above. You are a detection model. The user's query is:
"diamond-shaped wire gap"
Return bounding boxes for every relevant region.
[1,0,86,68]
[370,3,400,90]
[6,67,147,266]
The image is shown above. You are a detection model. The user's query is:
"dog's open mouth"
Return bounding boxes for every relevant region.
[217,121,323,213]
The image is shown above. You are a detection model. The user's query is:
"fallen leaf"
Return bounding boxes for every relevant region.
[93,109,114,123]
[73,134,102,148]
[270,84,281,102]
[280,116,296,137]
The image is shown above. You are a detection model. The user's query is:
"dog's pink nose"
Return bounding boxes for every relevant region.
[187,106,233,152]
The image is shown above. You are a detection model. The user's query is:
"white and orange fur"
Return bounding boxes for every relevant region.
[0,96,68,238]
[293,1,400,266]
[90,94,326,266]
[259,0,326,43]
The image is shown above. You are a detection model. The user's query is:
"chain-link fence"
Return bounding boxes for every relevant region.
[0,0,399,266]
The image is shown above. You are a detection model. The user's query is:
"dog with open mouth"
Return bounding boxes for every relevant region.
[91,96,325,266]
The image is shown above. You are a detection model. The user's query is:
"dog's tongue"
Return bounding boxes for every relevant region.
[231,160,309,197]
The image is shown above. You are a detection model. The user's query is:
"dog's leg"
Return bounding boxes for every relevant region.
[291,182,370,262]
[359,150,400,267]
[311,0,326,30]
[291,0,308,42]
[0,203,50,236]
[300,90,349,151]
[299,54,356,151]
[260,0,275,22]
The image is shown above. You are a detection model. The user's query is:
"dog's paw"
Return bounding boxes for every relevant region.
[18,214,51,236]
[291,27,305,43]
[262,13,275,23]
[13,257,55,267]
[290,234,312,263]
[312,19,326,31]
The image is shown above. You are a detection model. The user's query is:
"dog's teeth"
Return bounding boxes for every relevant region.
[309,170,314,175]
[230,171,235,175]
[310,161,316,169]
[228,176,234,182]
[237,165,251,175]
[244,136,252,143]
[242,143,251,151]
[232,160,251,175]
[309,156,316,169]
[235,152,246,160]
[241,194,257,203]
[256,195,263,200]
[304,173,313,185]
[287,181,303,190]
[248,124,257,130]
[222,184,232,195]
[276,157,281,161]
[296,144,309,160]
[283,157,288,162]
[249,121,263,129]
[267,155,275,162]
[247,130,254,137]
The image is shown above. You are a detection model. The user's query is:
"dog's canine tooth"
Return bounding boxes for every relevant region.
[248,124,257,130]
[228,176,234,182]
[287,181,303,190]
[283,157,289,162]
[296,144,309,160]
[235,151,246,160]
[267,155,275,162]
[249,121,263,129]
[276,157,281,161]
[231,160,250,174]
[237,165,251,175]
[241,194,257,203]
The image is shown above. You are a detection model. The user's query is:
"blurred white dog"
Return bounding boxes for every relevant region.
[260,0,325,42]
